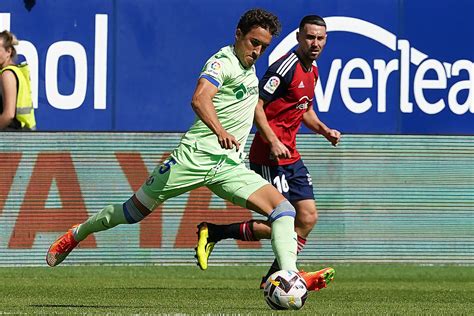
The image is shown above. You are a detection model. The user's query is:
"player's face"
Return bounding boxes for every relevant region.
[297,23,327,61]
[234,26,272,68]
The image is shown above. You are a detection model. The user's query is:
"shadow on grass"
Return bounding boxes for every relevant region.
[105,287,241,290]
[29,304,146,308]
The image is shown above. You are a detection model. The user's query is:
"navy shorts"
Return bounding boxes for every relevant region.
[250,159,314,202]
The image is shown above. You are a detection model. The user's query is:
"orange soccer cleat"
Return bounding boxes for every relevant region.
[46,224,80,267]
[299,267,335,291]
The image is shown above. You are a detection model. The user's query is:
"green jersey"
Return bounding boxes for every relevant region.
[180,45,259,163]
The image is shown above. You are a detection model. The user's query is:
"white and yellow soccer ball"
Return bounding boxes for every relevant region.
[263,270,308,310]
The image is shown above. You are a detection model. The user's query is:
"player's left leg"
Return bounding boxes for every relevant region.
[246,185,298,272]
[214,181,332,289]
[200,160,335,290]
[260,199,317,287]
[201,163,298,272]
[200,160,317,273]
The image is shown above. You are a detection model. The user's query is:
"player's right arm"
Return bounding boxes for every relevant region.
[255,56,293,160]
[191,78,240,151]
[254,98,290,159]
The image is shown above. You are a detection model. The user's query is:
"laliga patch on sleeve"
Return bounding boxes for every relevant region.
[263,76,280,94]
[204,60,223,78]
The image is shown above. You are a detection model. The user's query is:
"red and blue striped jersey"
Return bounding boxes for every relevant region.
[249,52,318,165]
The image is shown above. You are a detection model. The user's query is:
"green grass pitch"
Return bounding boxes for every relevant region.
[1,264,472,314]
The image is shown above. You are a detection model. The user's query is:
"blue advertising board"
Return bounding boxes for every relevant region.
[0,0,472,134]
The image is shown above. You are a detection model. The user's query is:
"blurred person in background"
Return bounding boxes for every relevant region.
[0,30,36,131]
[197,15,340,289]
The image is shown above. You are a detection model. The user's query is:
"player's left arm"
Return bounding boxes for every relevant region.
[302,105,341,146]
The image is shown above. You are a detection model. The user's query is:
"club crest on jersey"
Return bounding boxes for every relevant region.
[206,60,223,77]
[263,76,280,94]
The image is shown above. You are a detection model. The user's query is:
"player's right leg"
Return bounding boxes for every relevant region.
[195,219,267,270]
[195,219,269,270]
[46,145,202,267]
[46,190,158,267]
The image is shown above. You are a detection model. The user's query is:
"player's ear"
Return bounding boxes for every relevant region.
[235,28,243,41]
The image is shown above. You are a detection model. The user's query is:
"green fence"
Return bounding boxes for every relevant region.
[0,133,473,266]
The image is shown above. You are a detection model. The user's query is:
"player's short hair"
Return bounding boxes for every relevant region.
[0,30,19,60]
[237,8,281,37]
[299,15,326,30]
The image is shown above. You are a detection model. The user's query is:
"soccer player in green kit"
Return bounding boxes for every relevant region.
[46,8,331,290]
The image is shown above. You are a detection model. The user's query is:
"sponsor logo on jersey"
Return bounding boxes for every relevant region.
[298,81,305,89]
[263,76,281,94]
[233,84,258,100]
[233,84,247,100]
[295,96,311,110]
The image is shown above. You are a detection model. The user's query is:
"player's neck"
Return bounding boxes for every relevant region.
[232,45,252,70]
[294,49,313,72]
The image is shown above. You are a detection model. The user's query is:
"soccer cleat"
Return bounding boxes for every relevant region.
[259,275,267,289]
[194,222,215,270]
[46,224,80,267]
[298,267,335,291]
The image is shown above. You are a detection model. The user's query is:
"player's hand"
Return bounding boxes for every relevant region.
[217,130,240,151]
[269,139,291,160]
[326,129,341,147]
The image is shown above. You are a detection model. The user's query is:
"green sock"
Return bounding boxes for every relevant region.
[74,204,127,241]
[271,215,298,271]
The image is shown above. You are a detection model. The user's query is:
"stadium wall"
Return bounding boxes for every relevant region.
[1,133,473,266]
[1,1,472,266]
[0,0,472,134]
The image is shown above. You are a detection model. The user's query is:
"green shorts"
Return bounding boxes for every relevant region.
[139,143,269,209]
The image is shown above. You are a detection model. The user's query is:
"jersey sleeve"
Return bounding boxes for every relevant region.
[199,54,232,89]
[259,57,292,102]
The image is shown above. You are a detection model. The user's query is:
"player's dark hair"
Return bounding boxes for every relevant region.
[237,8,281,36]
[299,15,326,30]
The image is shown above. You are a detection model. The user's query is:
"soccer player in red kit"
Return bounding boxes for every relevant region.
[195,15,341,290]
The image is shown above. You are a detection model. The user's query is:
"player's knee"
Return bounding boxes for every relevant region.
[268,200,296,222]
[122,194,152,224]
[296,203,318,228]
[297,210,318,231]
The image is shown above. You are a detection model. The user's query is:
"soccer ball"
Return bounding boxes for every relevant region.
[263,270,308,310]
